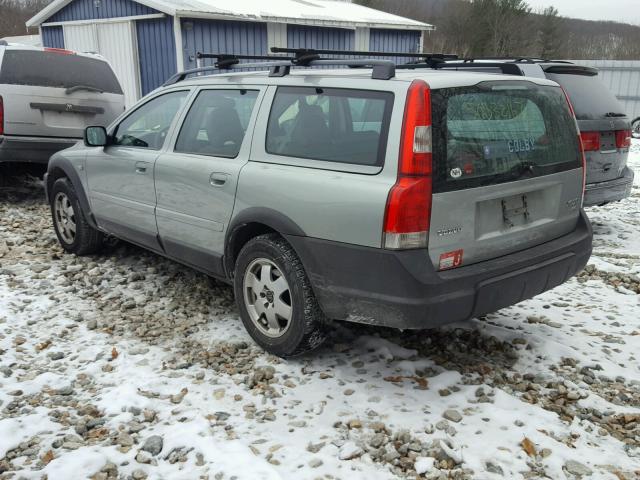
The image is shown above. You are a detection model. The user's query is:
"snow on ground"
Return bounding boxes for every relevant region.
[0,149,639,480]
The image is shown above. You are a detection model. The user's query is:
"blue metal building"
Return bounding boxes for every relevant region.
[27,0,432,105]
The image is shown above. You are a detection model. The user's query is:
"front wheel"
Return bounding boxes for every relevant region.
[233,234,328,357]
[632,117,640,139]
[50,178,104,255]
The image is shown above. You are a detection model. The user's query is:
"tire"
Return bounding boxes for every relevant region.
[233,233,328,357]
[50,177,104,255]
[633,117,640,139]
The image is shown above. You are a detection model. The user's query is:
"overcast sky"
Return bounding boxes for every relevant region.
[525,0,639,25]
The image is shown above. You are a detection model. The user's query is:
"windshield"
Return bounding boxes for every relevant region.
[0,50,123,95]
[545,72,626,120]
[431,81,582,193]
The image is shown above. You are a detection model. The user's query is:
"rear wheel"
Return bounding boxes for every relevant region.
[50,178,103,255]
[233,234,328,357]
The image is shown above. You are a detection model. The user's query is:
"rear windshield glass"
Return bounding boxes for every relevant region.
[0,50,123,94]
[266,86,393,167]
[545,72,625,120]
[431,81,582,193]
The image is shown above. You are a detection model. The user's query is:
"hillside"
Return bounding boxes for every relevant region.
[357,0,640,60]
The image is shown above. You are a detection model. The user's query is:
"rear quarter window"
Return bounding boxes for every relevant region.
[545,72,625,120]
[431,81,582,192]
[0,50,123,95]
[266,87,393,167]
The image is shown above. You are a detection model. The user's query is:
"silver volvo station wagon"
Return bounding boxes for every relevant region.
[44,49,593,357]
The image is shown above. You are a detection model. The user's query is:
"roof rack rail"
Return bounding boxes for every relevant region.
[405,61,527,76]
[271,47,458,66]
[164,50,399,85]
[460,57,575,65]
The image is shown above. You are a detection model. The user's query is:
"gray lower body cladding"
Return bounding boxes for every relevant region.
[286,211,592,329]
[583,167,634,207]
[0,135,78,164]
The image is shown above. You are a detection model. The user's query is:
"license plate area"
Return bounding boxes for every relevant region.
[600,131,616,153]
[501,194,530,228]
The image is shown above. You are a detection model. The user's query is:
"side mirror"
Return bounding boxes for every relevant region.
[84,126,109,147]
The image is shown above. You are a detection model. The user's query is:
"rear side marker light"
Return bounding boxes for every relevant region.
[616,129,631,149]
[580,131,600,152]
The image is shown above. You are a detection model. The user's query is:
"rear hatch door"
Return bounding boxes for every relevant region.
[544,66,630,184]
[428,80,584,270]
[0,49,124,139]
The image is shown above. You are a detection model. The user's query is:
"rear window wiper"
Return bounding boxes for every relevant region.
[65,85,104,95]
[604,112,626,118]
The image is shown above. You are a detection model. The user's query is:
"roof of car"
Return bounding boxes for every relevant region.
[171,67,561,90]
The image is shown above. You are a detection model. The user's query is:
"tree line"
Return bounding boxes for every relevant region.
[2,0,639,60]
[0,0,50,39]
[357,0,640,60]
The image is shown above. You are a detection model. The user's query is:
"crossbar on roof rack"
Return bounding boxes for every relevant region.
[271,47,458,62]
[409,61,527,76]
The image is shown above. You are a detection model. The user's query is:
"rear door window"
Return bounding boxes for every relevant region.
[266,87,393,166]
[431,81,582,192]
[175,89,259,158]
[0,49,122,94]
[545,72,626,121]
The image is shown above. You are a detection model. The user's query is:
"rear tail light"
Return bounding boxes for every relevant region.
[580,131,600,152]
[561,87,586,202]
[383,80,433,250]
[0,96,4,136]
[616,129,632,149]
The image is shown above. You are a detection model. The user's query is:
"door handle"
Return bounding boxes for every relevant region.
[135,161,148,174]
[210,172,230,187]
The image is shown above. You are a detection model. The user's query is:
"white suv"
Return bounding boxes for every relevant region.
[0,42,125,170]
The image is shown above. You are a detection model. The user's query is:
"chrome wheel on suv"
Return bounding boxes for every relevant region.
[50,177,104,255]
[243,258,293,338]
[53,192,76,244]
[234,234,327,357]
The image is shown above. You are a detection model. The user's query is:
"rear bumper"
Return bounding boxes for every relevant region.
[0,135,79,164]
[286,211,593,329]
[584,167,635,206]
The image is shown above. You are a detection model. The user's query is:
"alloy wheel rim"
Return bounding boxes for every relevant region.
[53,192,76,244]
[243,258,293,338]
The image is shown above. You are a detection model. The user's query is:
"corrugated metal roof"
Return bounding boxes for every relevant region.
[28,0,432,30]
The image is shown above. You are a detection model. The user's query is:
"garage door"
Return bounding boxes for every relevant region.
[63,24,97,53]
[63,22,140,107]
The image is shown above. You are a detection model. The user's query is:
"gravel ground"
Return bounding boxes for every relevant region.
[0,149,639,480]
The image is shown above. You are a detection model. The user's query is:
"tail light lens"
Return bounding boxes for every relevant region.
[580,131,600,152]
[616,129,631,149]
[383,80,433,250]
[0,96,4,136]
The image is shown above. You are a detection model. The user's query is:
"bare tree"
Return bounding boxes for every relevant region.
[356,0,640,60]
[0,0,51,38]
